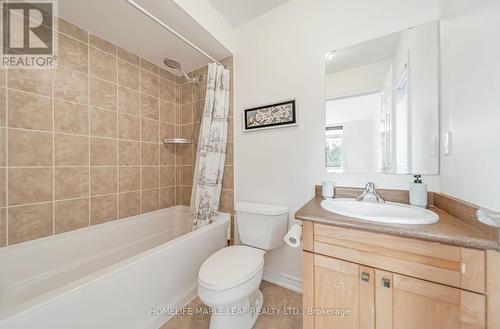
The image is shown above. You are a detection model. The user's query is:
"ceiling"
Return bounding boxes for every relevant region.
[326,32,400,75]
[58,0,232,74]
[208,0,290,28]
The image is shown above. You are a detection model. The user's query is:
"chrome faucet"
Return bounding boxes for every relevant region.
[356,182,385,203]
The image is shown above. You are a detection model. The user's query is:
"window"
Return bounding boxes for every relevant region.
[325,126,344,171]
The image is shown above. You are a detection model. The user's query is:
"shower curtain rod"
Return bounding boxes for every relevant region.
[124,0,222,65]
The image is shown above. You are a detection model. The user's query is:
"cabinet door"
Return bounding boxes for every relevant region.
[313,254,374,329]
[375,270,486,329]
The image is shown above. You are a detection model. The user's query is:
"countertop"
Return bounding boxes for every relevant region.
[295,197,500,251]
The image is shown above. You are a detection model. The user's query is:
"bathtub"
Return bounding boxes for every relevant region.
[0,206,230,329]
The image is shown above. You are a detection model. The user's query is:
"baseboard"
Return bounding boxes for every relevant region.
[263,270,302,293]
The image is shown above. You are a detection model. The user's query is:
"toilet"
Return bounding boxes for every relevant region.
[197,201,289,329]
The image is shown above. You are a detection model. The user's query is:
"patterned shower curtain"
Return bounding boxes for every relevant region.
[190,63,230,228]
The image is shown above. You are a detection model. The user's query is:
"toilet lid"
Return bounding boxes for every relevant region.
[198,246,265,291]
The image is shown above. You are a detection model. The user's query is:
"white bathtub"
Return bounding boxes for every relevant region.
[0,206,230,329]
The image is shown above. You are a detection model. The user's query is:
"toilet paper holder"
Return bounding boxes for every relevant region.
[283,223,303,248]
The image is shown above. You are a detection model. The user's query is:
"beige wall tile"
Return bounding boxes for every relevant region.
[141,142,159,165]
[90,108,117,138]
[55,198,89,233]
[91,194,117,225]
[54,68,88,104]
[8,203,53,244]
[0,87,5,127]
[117,48,140,66]
[0,169,5,207]
[0,208,5,247]
[54,134,89,166]
[58,18,88,43]
[181,83,192,104]
[159,68,174,82]
[176,165,193,186]
[89,34,116,55]
[141,70,158,97]
[219,189,234,213]
[141,118,159,142]
[8,69,52,97]
[119,191,140,218]
[160,101,175,123]
[181,103,193,124]
[118,140,140,165]
[118,86,140,115]
[54,100,88,134]
[90,78,117,110]
[160,165,175,187]
[90,137,117,166]
[177,144,193,165]
[118,60,140,90]
[0,128,5,167]
[8,90,52,131]
[89,47,117,82]
[225,141,233,166]
[55,167,89,200]
[222,165,234,190]
[159,78,174,102]
[140,59,158,74]
[141,94,159,120]
[91,167,117,196]
[0,69,4,87]
[9,168,52,205]
[8,129,52,166]
[119,166,140,192]
[227,115,234,141]
[180,124,193,140]
[174,84,181,104]
[160,187,175,208]
[160,122,175,140]
[141,189,159,213]
[175,186,191,206]
[118,113,140,140]
[142,166,159,189]
[160,144,175,165]
[58,33,88,73]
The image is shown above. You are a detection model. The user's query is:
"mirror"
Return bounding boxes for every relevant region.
[325,21,439,174]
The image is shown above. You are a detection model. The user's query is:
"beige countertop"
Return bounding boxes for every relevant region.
[295,196,500,251]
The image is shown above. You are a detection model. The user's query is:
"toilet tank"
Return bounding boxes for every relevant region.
[235,202,289,251]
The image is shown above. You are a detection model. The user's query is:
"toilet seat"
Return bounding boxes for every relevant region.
[199,246,265,291]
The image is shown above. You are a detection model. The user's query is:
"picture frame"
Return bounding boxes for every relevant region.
[243,99,297,131]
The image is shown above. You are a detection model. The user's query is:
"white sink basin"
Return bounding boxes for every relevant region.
[320,198,439,224]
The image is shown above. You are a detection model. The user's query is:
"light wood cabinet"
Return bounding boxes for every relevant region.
[303,223,491,329]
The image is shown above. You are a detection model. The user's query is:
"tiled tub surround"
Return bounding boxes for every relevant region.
[0,19,234,247]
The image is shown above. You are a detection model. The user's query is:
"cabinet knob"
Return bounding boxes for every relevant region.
[382,278,391,288]
[361,272,370,282]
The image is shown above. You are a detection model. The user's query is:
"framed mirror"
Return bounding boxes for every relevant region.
[325,21,439,174]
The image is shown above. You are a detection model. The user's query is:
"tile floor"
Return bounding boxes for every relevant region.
[160,281,302,329]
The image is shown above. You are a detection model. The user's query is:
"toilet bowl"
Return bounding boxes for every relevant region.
[197,202,289,329]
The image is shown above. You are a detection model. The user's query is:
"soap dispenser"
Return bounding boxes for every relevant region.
[409,175,428,208]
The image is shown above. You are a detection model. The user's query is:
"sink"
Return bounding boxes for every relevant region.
[320,198,439,224]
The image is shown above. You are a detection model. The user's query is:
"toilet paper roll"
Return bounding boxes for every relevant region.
[283,224,302,248]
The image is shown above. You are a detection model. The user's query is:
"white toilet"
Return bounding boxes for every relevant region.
[198,201,289,329]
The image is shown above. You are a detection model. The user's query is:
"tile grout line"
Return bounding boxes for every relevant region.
[52,58,55,235]
[115,44,119,219]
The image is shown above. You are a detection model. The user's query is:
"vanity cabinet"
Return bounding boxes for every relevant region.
[302,222,489,329]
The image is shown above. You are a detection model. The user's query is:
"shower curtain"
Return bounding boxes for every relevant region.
[190,63,230,228]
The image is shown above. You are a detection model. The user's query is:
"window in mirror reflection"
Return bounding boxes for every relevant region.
[324,21,439,175]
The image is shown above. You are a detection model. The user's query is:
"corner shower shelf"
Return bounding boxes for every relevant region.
[163,138,193,145]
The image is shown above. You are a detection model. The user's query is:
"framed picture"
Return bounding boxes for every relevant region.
[244,100,297,131]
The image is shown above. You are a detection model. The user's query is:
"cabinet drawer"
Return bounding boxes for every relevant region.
[313,224,485,293]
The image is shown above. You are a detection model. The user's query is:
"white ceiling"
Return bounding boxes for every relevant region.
[208,0,290,27]
[58,0,232,74]
[326,32,400,74]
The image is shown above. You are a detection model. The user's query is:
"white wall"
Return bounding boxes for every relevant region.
[233,0,439,281]
[325,60,391,99]
[439,0,500,210]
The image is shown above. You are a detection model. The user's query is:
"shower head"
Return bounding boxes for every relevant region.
[163,58,181,70]
[163,57,196,85]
